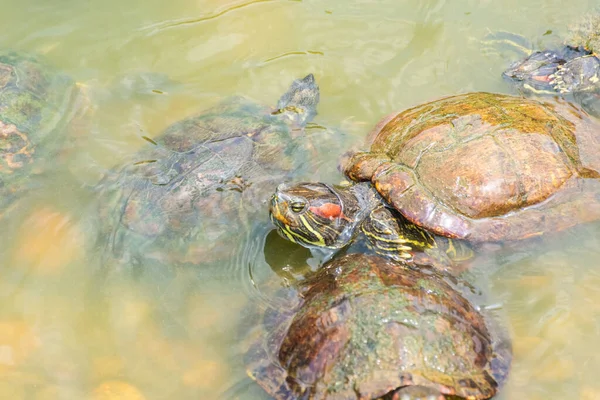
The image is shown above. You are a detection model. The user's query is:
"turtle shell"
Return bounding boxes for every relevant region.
[245,253,511,400]
[344,92,600,242]
[0,51,77,208]
[96,75,326,266]
[565,14,600,54]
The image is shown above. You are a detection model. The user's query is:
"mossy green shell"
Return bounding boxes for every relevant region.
[0,51,76,205]
[246,253,510,399]
[345,92,600,242]
[566,14,600,53]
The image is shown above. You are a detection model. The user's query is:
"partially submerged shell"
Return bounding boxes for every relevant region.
[565,14,600,54]
[344,92,600,242]
[96,75,326,266]
[246,253,511,400]
[0,50,77,208]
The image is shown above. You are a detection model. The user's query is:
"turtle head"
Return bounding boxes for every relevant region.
[269,182,358,249]
[273,74,319,128]
[502,51,564,93]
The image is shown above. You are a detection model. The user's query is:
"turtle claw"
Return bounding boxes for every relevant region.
[550,66,570,93]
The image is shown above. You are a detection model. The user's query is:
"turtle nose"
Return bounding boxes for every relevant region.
[301,73,315,84]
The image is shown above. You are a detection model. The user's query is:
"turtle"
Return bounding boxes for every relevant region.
[95,74,327,266]
[0,50,81,213]
[0,50,173,216]
[244,252,511,400]
[500,15,600,116]
[269,92,600,271]
[270,180,475,271]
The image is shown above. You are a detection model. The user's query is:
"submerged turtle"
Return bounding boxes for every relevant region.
[269,92,600,270]
[96,74,325,266]
[501,15,600,115]
[245,253,511,400]
[0,50,170,216]
[0,50,80,212]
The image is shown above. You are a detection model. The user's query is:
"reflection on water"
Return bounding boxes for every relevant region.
[1,0,600,398]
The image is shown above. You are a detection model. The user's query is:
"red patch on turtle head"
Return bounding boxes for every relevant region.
[309,203,345,220]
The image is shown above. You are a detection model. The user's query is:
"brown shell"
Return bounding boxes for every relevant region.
[344,92,600,242]
[246,253,510,400]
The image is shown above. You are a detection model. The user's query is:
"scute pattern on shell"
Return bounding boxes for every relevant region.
[96,84,324,266]
[246,253,510,400]
[344,92,600,242]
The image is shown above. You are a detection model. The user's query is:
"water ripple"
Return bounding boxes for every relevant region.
[139,0,293,36]
[263,50,324,64]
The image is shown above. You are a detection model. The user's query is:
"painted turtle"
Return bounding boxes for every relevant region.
[245,253,511,400]
[96,74,329,266]
[269,92,600,269]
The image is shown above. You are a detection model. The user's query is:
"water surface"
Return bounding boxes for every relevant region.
[1,0,600,398]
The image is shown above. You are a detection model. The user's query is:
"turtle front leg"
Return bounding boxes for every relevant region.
[389,385,445,400]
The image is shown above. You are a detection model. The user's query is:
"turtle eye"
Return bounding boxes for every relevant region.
[290,201,306,213]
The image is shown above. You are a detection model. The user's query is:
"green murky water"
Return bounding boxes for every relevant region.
[1,0,600,399]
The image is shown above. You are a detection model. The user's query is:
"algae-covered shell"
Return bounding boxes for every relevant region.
[565,14,600,54]
[344,92,600,243]
[0,50,77,208]
[246,253,511,399]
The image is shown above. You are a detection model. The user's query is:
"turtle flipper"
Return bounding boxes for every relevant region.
[389,385,445,400]
[549,54,600,93]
